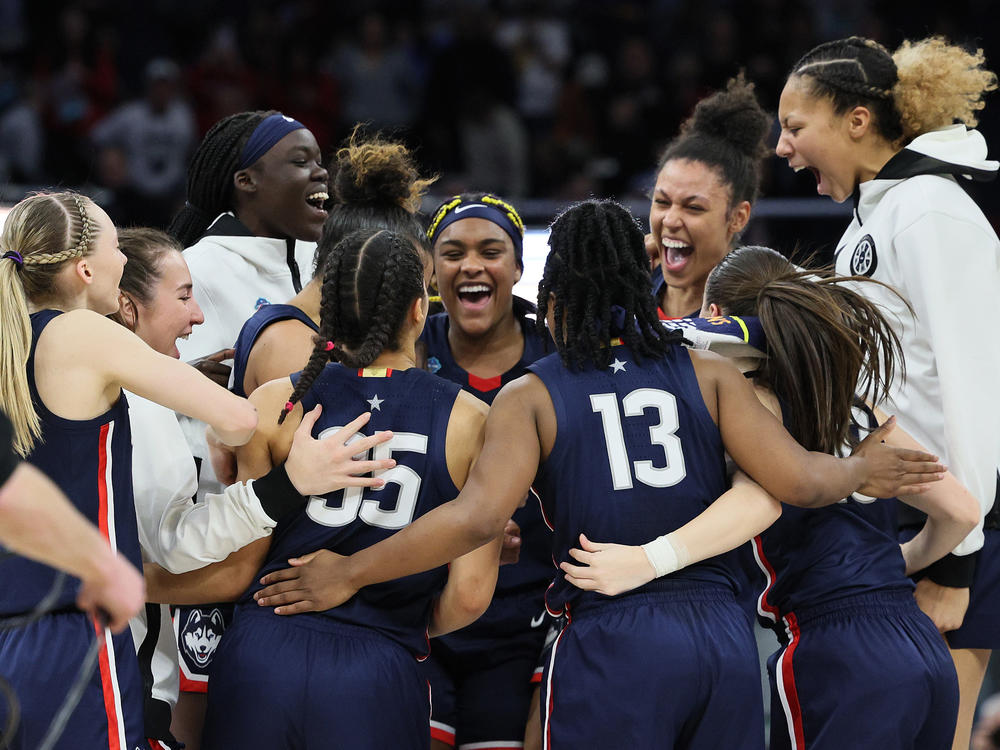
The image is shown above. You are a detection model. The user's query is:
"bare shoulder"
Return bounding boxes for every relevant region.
[248,377,297,437]
[246,319,316,391]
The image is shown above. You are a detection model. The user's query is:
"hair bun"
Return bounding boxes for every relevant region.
[684,74,771,159]
[331,131,435,214]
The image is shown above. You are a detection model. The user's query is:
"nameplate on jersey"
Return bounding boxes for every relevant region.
[358,367,393,378]
[849,234,878,277]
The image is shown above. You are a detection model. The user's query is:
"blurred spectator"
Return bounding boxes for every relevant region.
[187,25,256,134]
[0,81,44,183]
[972,693,1000,750]
[91,58,195,227]
[328,12,421,133]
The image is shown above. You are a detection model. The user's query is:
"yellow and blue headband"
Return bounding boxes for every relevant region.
[238,113,306,170]
[426,195,525,268]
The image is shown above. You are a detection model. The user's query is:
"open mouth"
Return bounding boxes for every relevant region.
[661,238,693,272]
[306,191,329,216]
[456,283,493,309]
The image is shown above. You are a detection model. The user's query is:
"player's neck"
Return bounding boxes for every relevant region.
[660,284,702,319]
[367,344,418,371]
[447,313,524,378]
[289,280,320,326]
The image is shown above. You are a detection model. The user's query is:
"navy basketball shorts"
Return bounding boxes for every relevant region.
[0,610,144,750]
[202,607,430,750]
[766,590,958,750]
[425,589,548,748]
[540,587,765,750]
[171,603,233,693]
[945,528,1000,649]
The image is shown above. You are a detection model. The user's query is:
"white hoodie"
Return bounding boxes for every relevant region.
[834,125,1000,560]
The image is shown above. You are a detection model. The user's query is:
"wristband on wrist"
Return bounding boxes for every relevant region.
[641,532,689,578]
[251,462,306,522]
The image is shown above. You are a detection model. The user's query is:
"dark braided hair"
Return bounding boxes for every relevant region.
[705,246,908,454]
[537,200,673,371]
[657,74,771,210]
[313,131,433,275]
[788,37,904,145]
[278,229,425,423]
[168,110,277,247]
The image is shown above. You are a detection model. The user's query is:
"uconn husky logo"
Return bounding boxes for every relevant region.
[850,235,878,277]
[181,608,226,667]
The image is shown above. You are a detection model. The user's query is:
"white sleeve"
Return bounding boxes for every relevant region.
[147,481,276,574]
[130,396,275,574]
[896,212,1000,555]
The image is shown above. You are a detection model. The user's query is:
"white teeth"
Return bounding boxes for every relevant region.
[458,284,491,294]
[793,166,805,173]
[661,239,690,249]
[307,191,329,202]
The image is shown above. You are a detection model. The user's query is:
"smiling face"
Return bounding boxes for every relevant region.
[130,249,204,358]
[237,128,330,242]
[648,158,748,293]
[775,76,862,203]
[433,217,522,339]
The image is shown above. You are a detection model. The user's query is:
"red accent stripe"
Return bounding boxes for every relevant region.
[753,535,780,621]
[781,613,806,749]
[530,669,543,685]
[94,618,122,750]
[96,423,111,542]
[430,726,456,745]
[468,373,502,392]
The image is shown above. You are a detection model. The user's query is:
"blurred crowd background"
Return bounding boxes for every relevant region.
[1,0,996,261]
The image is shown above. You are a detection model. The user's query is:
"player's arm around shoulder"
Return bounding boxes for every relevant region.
[51,309,257,445]
[432,392,501,637]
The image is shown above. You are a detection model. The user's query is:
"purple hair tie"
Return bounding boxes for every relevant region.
[2,251,24,266]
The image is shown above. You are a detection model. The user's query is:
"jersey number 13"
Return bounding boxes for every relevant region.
[591,388,686,490]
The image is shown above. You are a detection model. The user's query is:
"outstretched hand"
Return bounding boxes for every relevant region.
[559,533,655,596]
[190,347,235,388]
[286,407,395,495]
[254,549,355,615]
[852,416,946,497]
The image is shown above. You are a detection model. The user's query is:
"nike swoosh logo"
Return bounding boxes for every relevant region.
[453,204,486,213]
[530,612,547,628]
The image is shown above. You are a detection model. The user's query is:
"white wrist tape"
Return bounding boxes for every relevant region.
[641,533,690,578]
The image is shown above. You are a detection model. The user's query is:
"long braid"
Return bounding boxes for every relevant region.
[538,200,671,371]
[168,110,275,247]
[277,229,424,423]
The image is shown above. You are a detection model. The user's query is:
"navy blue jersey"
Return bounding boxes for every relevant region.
[420,297,552,596]
[752,403,913,629]
[243,364,462,657]
[231,303,318,398]
[0,310,140,615]
[530,341,733,615]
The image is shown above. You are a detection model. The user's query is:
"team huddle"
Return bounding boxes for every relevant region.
[1,34,999,750]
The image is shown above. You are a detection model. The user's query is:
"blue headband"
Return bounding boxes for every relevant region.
[237,114,306,170]
[429,203,523,263]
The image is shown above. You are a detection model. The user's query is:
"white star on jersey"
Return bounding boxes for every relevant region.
[367,395,384,411]
[610,359,627,374]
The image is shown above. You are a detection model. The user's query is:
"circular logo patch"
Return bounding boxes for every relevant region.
[850,235,877,277]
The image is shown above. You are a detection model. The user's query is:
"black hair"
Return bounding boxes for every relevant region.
[656,74,771,209]
[278,229,425,423]
[787,37,903,145]
[537,199,672,371]
[167,110,278,247]
[313,132,433,276]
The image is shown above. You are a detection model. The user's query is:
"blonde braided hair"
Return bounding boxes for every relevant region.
[0,191,102,455]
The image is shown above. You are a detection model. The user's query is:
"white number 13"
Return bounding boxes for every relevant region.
[590,388,686,490]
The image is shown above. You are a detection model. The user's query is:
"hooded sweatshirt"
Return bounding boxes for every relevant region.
[834,125,1000,579]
